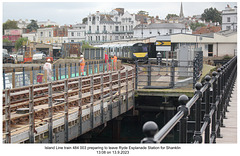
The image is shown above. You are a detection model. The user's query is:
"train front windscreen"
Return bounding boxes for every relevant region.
[132,43,148,60]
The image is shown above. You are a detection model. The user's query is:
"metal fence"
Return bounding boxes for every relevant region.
[83,48,104,60]
[135,50,203,89]
[3,60,119,90]
[141,56,237,143]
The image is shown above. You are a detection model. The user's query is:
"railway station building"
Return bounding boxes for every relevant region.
[148,30,237,58]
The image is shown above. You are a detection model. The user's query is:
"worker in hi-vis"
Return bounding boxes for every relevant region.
[43,58,53,82]
[79,55,85,76]
[113,54,117,70]
[104,52,109,64]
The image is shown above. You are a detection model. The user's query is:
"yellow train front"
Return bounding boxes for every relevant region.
[132,43,148,62]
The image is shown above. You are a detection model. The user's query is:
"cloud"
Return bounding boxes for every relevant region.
[3,2,237,25]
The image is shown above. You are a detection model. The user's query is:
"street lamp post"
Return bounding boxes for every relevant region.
[157,52,162,75]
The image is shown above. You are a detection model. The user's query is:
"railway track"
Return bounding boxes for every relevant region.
[2,66,125,104]
[2,65,135,136]
[2,68,124,113]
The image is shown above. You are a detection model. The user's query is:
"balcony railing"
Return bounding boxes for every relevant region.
[88,40,112,44]
[112,30,133,34]
[102,30,108,34]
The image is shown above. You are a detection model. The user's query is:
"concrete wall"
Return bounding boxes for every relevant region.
[217,43,237,57]
[171,33,237,57]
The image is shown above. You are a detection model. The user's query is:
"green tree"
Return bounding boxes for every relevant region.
[190,22,206,31]
[201,7,222,24]
[166,14,179,20]
[15,37,28,51]
[82,17,88,24]
[3,20,19,35]
[3,38,12,43]
[82,41,96,49]
[26,19,39,32]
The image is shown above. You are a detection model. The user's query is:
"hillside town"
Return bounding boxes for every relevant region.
[3,3,237,62]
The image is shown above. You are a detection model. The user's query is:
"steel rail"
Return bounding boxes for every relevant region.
[2,71,134,131]
[2,67,132,107]
[2,66,126,97]
[154,110,184,143]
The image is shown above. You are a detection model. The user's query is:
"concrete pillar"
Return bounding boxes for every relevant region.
[82,134,92,143]
[112,117,122,142]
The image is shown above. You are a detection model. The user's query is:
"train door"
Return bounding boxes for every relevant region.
[116,47,120,57]
[148,43,157,58]
[109,47,114,57]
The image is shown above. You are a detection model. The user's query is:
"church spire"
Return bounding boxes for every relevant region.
[179,2,184,18]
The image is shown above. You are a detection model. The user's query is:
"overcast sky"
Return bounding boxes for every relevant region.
[2,1,238,25]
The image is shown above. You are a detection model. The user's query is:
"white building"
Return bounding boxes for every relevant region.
[37,27,54,43]
[17,19,30,29]
[86,8,138,44]
[133,23,192,38]
[222,5,237,31]
[37,19,58,27]
[68,23,86,42]
[37,27,68,44]
[22,32,37,42]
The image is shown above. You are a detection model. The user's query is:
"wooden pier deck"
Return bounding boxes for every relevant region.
[216,81,237,144]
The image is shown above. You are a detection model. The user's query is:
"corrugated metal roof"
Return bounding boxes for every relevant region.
[216,30,237,37]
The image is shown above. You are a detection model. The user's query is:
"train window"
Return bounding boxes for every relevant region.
[142,46,148,52]
[133,45,148,52]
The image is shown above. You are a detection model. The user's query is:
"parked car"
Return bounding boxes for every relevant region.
[3,49,14,63]
[33,52,46,63]
[16,50,24,62]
